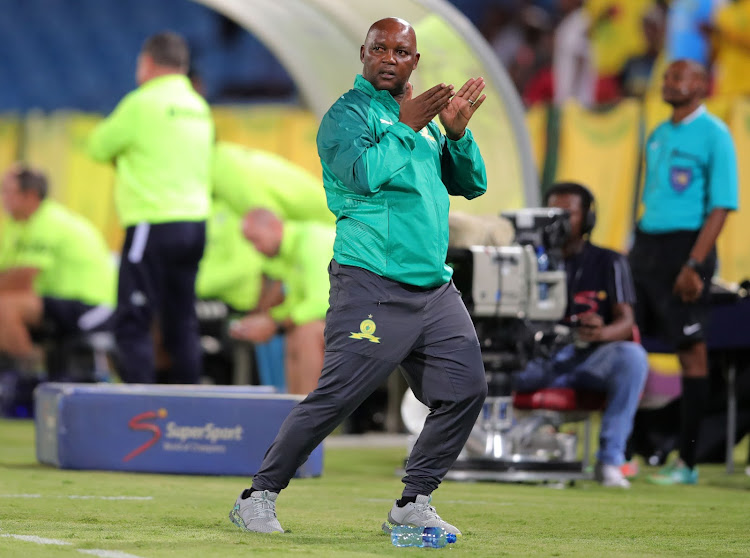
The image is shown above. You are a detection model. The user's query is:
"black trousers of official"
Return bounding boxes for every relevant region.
[116,221,206,384]
[252,260,487,497]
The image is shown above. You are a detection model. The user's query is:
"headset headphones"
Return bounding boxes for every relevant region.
[543,181,597,235]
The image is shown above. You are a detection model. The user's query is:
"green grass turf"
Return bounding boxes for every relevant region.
[1,418,749,557]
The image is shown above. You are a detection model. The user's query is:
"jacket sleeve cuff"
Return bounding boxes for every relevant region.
[447,128,474,147]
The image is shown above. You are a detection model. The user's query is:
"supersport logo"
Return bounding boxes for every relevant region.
[572,290,606,315]
[123,408,167,462]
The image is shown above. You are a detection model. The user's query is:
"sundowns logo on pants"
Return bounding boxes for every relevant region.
[349,315,381,343]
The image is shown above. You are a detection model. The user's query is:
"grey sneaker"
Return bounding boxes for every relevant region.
[381,495,461,536]
[594,463,631,488]
[229,490,284,533]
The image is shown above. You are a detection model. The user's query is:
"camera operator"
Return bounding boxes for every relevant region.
[512,182,648,488]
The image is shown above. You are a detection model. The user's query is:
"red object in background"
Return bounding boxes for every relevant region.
[595,75,622,105]
[523,66,554,107]
[524,71,622,108]
[513,388,607,411]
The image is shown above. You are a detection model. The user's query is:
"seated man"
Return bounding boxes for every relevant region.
[196,198,267,315]
[229,209,334,395]
[0,165,116,371]
[512,182,648,488]
[211,141,334,226]
[196,145,334,389]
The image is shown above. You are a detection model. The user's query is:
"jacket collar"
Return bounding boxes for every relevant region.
[354,74,401,114]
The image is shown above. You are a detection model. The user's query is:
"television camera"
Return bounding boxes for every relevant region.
[448,207,571,373]
[401,208,593,482]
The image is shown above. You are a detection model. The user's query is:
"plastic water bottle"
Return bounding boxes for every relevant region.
[391,525,457,548]
[535,245,549,300]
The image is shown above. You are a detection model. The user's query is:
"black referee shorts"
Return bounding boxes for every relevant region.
[629,230,715,349]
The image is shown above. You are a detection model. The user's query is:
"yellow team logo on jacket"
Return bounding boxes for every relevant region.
[419,128,436,143]
[350,316,381,343]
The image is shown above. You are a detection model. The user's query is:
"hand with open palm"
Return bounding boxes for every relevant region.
[439,77,486,140]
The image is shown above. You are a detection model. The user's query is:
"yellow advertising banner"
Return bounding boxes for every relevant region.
[717,98,750,283]
[525,104,547,179]
[0,115,20,171]
[212,105,321,177]
[555,99,642,251]
[23,112,121,250]
[0,115,21,227]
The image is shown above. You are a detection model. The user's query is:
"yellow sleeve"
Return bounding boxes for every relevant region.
[88,92,138,163]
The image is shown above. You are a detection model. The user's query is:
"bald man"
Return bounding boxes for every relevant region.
[228,17,488,535]
[230,209,333,395]
[629,60,738,485]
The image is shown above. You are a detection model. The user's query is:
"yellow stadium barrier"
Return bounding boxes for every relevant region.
[212,105,321,177]
[0,115,20,170]
[717,98,750,283]
[555,99,642,252]
[525,104,547,178]
[23,111,121,250]
[0,115,21,227]
[11,97,749,286]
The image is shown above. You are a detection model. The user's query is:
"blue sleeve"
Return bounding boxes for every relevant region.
[707,126,739,212]
[316,99,417,196]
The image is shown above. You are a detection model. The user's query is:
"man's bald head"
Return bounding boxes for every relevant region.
[365,18,416,48]
[360,17,419,97]
[662,59,708,108]
[242,208,283,257]
[672,59,708,82]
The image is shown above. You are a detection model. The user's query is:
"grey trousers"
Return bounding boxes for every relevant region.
[252,260,487,497]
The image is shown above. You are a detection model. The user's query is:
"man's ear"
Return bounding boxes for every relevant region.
[412,51,420,70]
[360,45,365,63]
[699,79,709,99]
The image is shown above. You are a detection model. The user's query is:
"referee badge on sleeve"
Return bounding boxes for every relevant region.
[669,166,693,193]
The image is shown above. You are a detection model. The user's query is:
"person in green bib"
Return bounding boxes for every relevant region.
[195,142,334,388]
[196,140,333,318]
[228,209,334,395]
[211,141,334,225]
[0,165,115,366]
[196,199,266,315]
[88,31,213,384]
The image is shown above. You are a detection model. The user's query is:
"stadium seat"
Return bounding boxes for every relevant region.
[513,388,607,472]
[43,330,116,383]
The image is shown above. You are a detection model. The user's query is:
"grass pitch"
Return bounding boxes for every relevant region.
[1,418,749,557]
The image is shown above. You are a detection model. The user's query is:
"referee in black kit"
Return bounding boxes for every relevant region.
[630,60,738,485]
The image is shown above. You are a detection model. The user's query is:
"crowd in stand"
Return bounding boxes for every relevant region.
[480,0,750,108]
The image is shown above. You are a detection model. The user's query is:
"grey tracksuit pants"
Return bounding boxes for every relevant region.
[252,260,487,497]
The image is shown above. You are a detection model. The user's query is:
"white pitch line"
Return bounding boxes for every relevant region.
[68,496,153,501]
[78,550,146,558]
[1,533,71,545]
[1,533,147,558]
[359,498,512,506]
[0,494,152,501]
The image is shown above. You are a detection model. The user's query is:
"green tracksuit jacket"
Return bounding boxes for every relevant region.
[317,74,487,288]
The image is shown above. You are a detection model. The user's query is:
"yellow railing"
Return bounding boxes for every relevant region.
[525,96,750,283]
[2,96,749,282]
